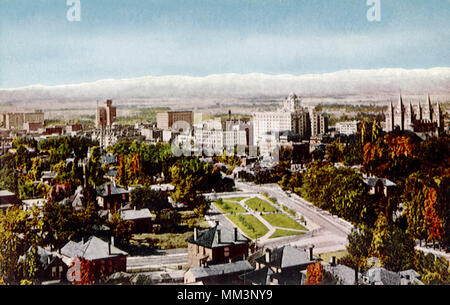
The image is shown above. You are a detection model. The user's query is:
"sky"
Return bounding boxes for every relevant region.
[0,0,449,88]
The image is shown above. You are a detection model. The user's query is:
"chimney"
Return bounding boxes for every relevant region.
[265,248,271,264]
[215,220,219,227]
[107,184,111,196]
[194,228,198,241]
[330,256,336,266]
[81,237,85,244]
[217,229,221,244]
[354,267,359,285]
[233,227,238,242]
[308,246,314,261]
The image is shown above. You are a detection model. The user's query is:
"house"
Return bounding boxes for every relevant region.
[20,246,68,282]
[186,221,251,268]
[362,267,401,285]
[362,176,396,198]
[22,198,47,211]
[40,171,58,185]
[399,269,424,285]
[184,260,253,285]
[324,263,361,285]
[96,182,129,210]
[61,236,128,281]
[0,190,21,211]
[243,245,316,285]
[120,208,155,233]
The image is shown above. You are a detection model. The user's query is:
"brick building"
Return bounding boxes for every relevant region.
[186,222,251,268]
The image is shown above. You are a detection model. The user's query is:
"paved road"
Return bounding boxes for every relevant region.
[127,251,187,272]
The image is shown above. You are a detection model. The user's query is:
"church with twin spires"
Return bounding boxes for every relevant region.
[385,94,444,134]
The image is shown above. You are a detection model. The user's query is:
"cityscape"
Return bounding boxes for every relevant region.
[0,0,449,294]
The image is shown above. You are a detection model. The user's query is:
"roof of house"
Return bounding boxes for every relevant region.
[120,208,155,221]
[100,153,117,165]
[325,264,361,285]
[188,260,253,280]
[186,224,250,248]
[0,190,16,197]
[255,246,315,269]
[366,267,401,285]
[363,177,396,188]
[149,184,175,192]
[96,183,129,197]
[239,266,273,285]
[41,171,57,179]
[61,236,128,260]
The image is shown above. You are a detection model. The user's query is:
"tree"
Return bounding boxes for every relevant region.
[305,262,323,285]
[70,257,96,285]
[339,227,373,272]
[108,210,133,247]
[370,214,415,272]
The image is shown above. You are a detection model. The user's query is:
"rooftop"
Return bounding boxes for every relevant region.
[188,260,253,280]
[255,246,315,269]
[120,208,155,221]
[61,236,128,260]
[186,224,250,248]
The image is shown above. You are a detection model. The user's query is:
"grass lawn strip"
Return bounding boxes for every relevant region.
[214,199,247,214]
[226,214,269,240]
[261,213,307,231]
[245,197,279,213]
[269,229,305,239]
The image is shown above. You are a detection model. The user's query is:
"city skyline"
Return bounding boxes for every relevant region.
[0,0,449,88]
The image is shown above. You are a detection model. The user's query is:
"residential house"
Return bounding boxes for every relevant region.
[362,176,396,198]
[0,190,21,211]
[61,236,128,281]
[242,245,316,285]
[40,171,58,185]
[186,222,251,268]
[184,260,253,285]
[362,267,401,285]
[24,246,68,282]
[96,182,129,210]
[120,207,155,233]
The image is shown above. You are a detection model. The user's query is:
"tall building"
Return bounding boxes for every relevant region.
[156,111,193,130]
[252,93,326,147]
[385,94,443,133]
[3,110,44,130]
[95,99,116,128]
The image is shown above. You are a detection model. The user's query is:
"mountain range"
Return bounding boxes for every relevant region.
[1,67,449,106]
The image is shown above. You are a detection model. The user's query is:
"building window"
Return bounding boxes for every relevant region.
[51,266,57,278]
[224,247,230,258]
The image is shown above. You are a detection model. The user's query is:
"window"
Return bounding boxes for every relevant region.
[51,266,57,278]
[224,247,230,258]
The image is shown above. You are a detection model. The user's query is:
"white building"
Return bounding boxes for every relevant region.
[336,121,360,135]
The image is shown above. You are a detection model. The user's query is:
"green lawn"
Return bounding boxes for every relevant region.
[245,197,279,213]
[316,250,349,264]
[261,213,307,231]
[226,214,269,240]
[269,229,305,239]
[214,199,247,214]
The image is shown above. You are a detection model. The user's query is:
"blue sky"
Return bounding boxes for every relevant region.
[0,0,449,88]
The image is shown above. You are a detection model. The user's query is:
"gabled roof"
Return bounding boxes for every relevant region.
[186,224,250,248]
[366,267,401,285]
[189,260,253,280]
[120,208,155,221]
[96,183,129,197]
[255,246,314,269]
[61,236,128,261]
[325,264,360,285]
[239,266,273,285]
[362,177,396,187]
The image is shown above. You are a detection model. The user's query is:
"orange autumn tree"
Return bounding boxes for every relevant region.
[68,257,95,285]
[305,262,323,285]
[363,131,421,179]
[423,186,445,244]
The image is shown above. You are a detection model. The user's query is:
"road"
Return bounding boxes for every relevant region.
[126,249,187,272]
